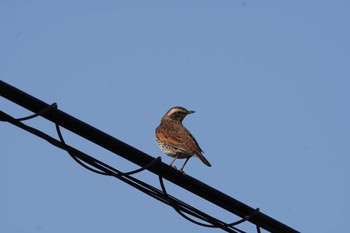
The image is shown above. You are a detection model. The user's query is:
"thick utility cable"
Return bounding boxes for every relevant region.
[0,80,299,233]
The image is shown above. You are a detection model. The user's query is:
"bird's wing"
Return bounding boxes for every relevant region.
[183,127,204,153]
[157,123,203,155]
[156,129,190,153]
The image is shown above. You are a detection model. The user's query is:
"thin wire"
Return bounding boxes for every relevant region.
[1,108,262,233]
[55,123,111,175]
[122,156,162,176]
[256,225,261,233]
[16,103,58,121]
[228,208,260,226]
[158,176,246,233]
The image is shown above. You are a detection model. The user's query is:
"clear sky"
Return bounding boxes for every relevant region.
[1,1,349,232]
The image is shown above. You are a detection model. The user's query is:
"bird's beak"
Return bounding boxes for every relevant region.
[187,110,195,114]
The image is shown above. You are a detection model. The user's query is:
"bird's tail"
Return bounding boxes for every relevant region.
[197,154,211,167]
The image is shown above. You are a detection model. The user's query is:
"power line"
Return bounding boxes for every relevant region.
[0,80,299,233]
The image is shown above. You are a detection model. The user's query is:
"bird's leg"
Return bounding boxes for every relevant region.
[179,157,190,173]
[169,156,178,168]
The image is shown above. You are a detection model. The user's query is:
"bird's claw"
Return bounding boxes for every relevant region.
[169,165,186,174]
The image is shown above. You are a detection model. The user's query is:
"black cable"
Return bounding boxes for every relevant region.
[0,80,300,233]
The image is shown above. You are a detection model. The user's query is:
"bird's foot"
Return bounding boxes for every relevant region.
[170,165,186,174]
[179,168,186,175]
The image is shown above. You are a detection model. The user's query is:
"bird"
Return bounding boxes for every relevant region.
[155,106,211,172]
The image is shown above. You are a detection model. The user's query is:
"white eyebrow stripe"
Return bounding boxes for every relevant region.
[167,108,181,116]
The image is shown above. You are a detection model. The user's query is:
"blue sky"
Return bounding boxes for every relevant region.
[1,1,349,232]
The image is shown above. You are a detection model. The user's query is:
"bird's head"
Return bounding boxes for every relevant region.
[162,106,195,122]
